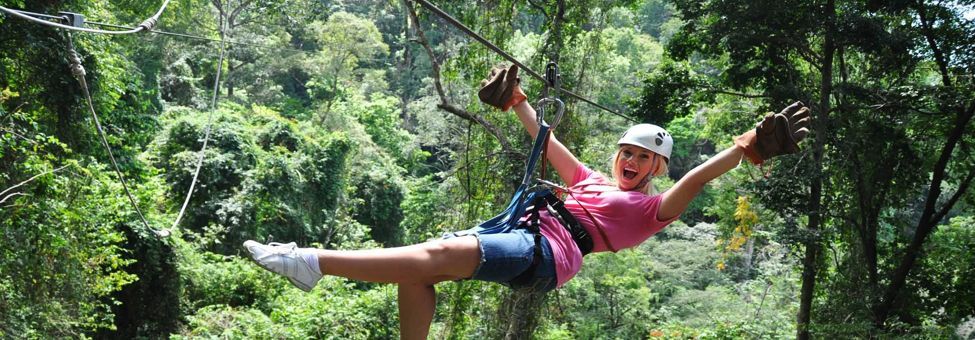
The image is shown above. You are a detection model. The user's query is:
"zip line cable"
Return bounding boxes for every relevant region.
[170,24,228,232]
[0,10,384,61]
[410,0,638,123]
[86,20,387,63]
[84,20,326,56]
[65,33,169,237]
[0,0,170,34]
[2,6,379,237]
[5,7,229,237]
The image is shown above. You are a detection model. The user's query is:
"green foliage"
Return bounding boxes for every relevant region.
[1,1,169,336]
[306,11,389,110]
[557,250,658,338]
[663,114,716,223]
[3,0,974,338]
[348,165,405,247]
[630,60,711,125]
[264,278,399,339]
[667,0,975,336]
[178,246,286,312]
[342,92,427,171]
[544,221,797,339]
[174,278,399,339]
[908,215,975,325]
[151,104,352,249]
[176,304,295,338]
[399,176,454,244]
[0,162,140,336]
[100,203,182,338]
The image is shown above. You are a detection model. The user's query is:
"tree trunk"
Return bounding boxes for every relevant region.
[874,108,975,326]
[496,2,565,338]
[872,2,975,327]
[402,0,515,154]
[744,236,755,278]
[545,0,566,65]
[227,51,235,98]
[797,0,836,338]
[496,289,548,339]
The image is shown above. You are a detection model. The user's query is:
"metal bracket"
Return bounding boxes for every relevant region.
[536,97,565,129]
[545,62,561,95]
[58,11,84,28]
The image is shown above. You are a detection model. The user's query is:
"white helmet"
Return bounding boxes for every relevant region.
[618,124,673,162]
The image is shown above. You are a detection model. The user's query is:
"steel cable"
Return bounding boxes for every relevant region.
[411,0,637,123]
[0,0,170,34]
[170,24,228,232]
[65,33,169,237]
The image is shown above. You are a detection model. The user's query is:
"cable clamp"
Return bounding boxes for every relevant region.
[138,17,157,31]
[66,46,86,80]
[58,11,85,28]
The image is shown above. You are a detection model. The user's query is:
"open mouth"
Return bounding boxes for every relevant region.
[623,168,638,180]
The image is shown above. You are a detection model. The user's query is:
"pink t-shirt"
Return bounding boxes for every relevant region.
[537,164,679,287]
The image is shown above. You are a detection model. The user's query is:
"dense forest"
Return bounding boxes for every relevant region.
[1,0,973,338]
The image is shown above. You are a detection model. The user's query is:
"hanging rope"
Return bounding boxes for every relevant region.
[169,23,228,232]
[65,33,169,237]
[59,15,227,237]
[410,0,637,124]
[0,1,170,34]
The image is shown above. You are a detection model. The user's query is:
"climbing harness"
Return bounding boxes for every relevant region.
[535,179,620,253]
[446,63,599,287]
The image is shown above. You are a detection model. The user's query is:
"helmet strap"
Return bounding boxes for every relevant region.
[634,155,658,191]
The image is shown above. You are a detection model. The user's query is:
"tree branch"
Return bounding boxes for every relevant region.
[929,167,975,225]
[875,102,975,324]
[437,103,513,152]
[404,0,514,154]
[914,2,953,87]
[228,0,257,26]
[0,165,70,204]
[0,192,26,205]
[694,85,770,98]
[527,0,549,16]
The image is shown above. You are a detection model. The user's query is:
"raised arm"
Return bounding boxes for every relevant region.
[478,64,582,185]
[658,146,743,221]
[657,102,811,221]
[511,100,582,185]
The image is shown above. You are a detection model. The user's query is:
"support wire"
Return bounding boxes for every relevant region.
[411,0,637,123]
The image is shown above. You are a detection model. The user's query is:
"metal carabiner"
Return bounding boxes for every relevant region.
[535,97,566,129]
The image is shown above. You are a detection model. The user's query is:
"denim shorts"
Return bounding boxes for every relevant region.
[444,228,557,293]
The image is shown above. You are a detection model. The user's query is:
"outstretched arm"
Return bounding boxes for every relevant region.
[512,100,581,185]
[658,146,743,221]
[657,102,811,221]
[478,64,582,185]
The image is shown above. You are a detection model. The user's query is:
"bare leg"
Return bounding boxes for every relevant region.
[311,236,481,338]
[315,236,480,284]
[399,283,436,340]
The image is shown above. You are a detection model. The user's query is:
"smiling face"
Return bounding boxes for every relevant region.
[613,144,663,191]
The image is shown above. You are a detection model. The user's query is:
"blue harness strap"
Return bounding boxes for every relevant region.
[448,69,565,240]
[460,123,552,236]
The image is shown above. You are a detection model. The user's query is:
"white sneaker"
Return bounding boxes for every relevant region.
[243,240,322,292]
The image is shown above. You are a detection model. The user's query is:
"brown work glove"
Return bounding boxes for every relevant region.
[735,101,811,165]
[478,64,527,111]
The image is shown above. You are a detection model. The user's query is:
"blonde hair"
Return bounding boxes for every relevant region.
[609,148,668,195]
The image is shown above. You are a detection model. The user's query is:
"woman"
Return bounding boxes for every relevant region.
[243,65,810,339]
